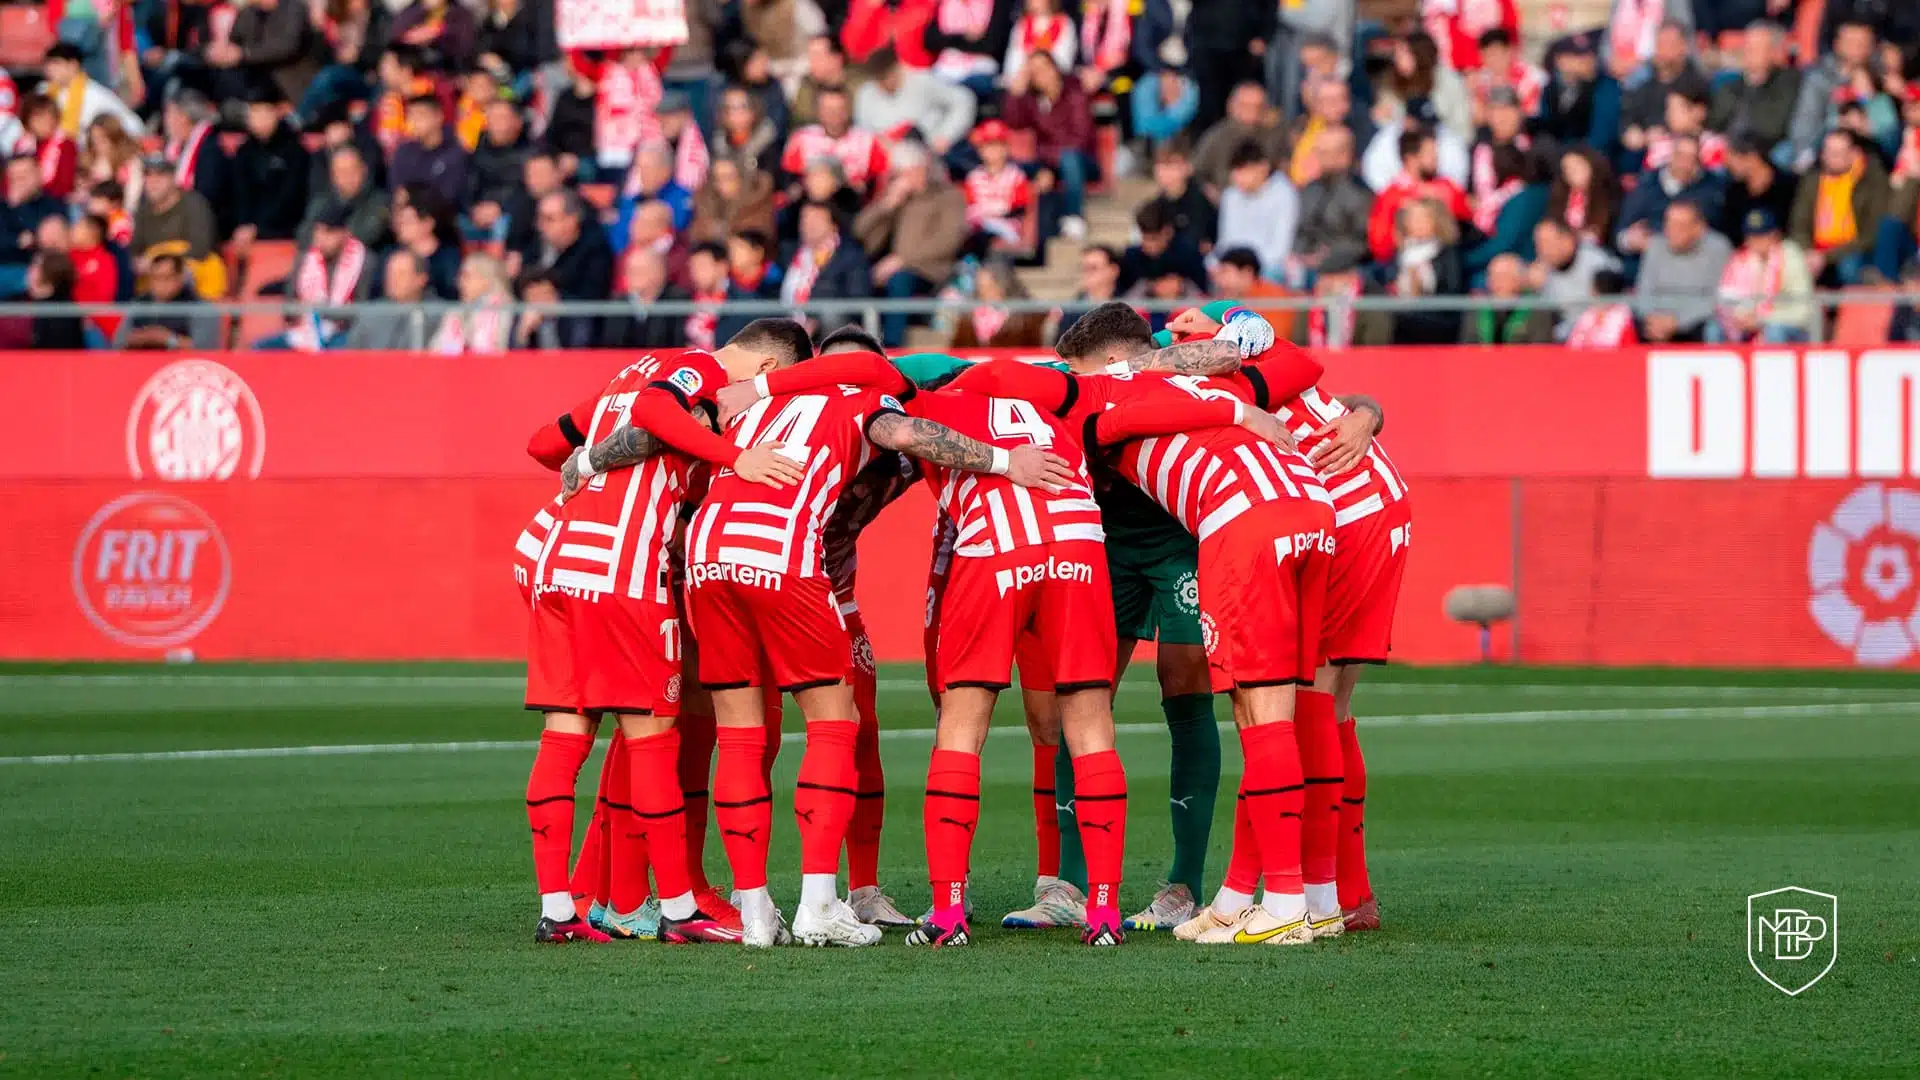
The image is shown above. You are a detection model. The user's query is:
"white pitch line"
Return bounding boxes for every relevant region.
[5,700,1916,767]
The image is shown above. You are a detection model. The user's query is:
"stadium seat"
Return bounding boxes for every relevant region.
[1791,0,1823,64]
[229,240,300,348]
[0,4,53,69]
[1831,286,1895,346]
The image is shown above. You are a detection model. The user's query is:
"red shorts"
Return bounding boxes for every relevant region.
[1198,500,1335,693]
[524,587,683,717]
[688,568,849,691]
[1322,497,1413,665]
[922,563,1055,696]
[935,540,1115,693]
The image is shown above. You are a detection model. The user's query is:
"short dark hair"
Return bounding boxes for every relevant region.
[1669,86,1709,110]
[731,228,772,258]
[730,317,815,364]
[515,269,560,295]
[1592,269,1627,296]
[1083,244,1120,267]
[1478,27,1513,49]
[1398,125,1433,162]
[1228,140,1270,171]
[818,85,850,104]
[149,253,187,276]
[1217,246,1262,274]
[405,94,443,111]
[810,32,845,57]
[1153,134,1193,163]
[817,324,886,354]
[868,44,900,72]
[1055,301,1153,361]
[35,249,75,293]
[799,199,844,229]
[690,240,729,262]
[44,42,83,64]
[1135,198,1177,235]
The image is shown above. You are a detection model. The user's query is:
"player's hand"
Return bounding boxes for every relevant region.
[1005,445,1075,492]
[716,380,763,427]
[1167,306,1223,337]
[560,448,589,502]
[1217,308,1275,359]
[1307,410,1374,476]
[1238,407,1297,453]
[734,444,807,487]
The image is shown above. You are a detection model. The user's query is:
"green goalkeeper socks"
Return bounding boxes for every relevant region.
[1164,694,1221,899]
[1053,746,1088,892]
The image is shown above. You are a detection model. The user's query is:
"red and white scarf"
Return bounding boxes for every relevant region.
[558,0,686,49]
[1470,61,1546,115]
[167,121,213,190]
[1897,127,1920,183]
[782,234,837,307]
[1307,278,1361,348]
[1643,130,1727,172]
[1471,133,1528,203]
[969,305,1009,344]
[932,0,1000,79]
[1564,186,1587,231]
[1017,14,1071,57]
[208,1,237,44]
[1717,243,1787,340]
[673,120,709,192]
[1080,0,1130,72]
[1608,0,1660,70]
[431,296,510,354]
[595,57,664,169]
[1564,302,1638,347]
[685,289,724,349]
[1472,178,1523,235]
[1423,0,1507,70]
[289,237,367,350]
[35,130,72,190]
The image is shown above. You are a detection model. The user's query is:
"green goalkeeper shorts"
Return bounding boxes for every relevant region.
[1108,538,1204,647]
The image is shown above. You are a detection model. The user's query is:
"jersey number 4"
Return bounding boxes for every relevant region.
[989,398,1053,447]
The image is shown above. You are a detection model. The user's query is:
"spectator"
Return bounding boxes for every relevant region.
[1286,75,1372,188]
[1216,142,1300,280]
[1388,199,1464,344]
[792,35,864,129]
[1378,32,1472,145]
[1880,89,1920,280]
[855,46,977,159]
[301,146,390,252]
[1709,22,1801,155]
[39,44,141,140]
[1194,82,1288,199]
[20,96,78,200]
[544,58,598,172]
[430,252,514,354]
[1078,0,1134,99]
[84,182,133,249]
[657,93,711,194]
[1469,86,1532,206]
[1273,19,1353,124]
[1462,253,1555,343]
[1368,125,1472,262]
[453,69,501,153]
[267,205,373,350]
[782,200,871,331]
[160,91,229,223]
[1546,146,1620,247]
[1712,208,1816,344]
[1563,268,1639,346]
[1603,0,1691,75]
[3,155,70,289]
[298,0,389,126]
[390,94,468,208]
[1464,144,1548,280]
[1635,198,1732,342]
[1539,31,1616,153]
[1001,50,1095,240]
[1146,139,1217,252]
[1363,107,1471,193]
[853,142,968,346]
[1209,244,1295,336]
[27,250,83,350]
[628,199,692,287]
[390,199,460,299]
[1186,0,1275,133]
[70,215,120,346]
[1721,136,1796,245]
[215,0,324,107]
[1005,0,1078,88]
[1821,0,1920,47]
[231,90,311,245]
[1132,67,1200,149]
[1056,243,1123,338]
[1833,92,1899,168]
[1422,0,1517,74]
[130,156,219,285]
[1616,135,1723,262]
[1638,85,1726,177]
[116,254,221,350]
[600,248,691,350]
[1292,126,1371,283]
[923,0,1012,97]
[79,115,143,210]
[692,158,778,246]
[736,9,804,120]
[1788,20,1879,171]
[618,142,695,245]
[1124,260,1205,332]
[961,120,1035,252]
[345,250,436,349]
[1531,217,1622,336]
[529,190,614,342]
[951,256,1048,347]
[781,157,863,246]
[663,0,725,134]
[476,0,542,76]
[514,270,594,349]
[1291,245,1390,346]
[1468,28,1545,121]
[1618,19,1708,155]
[683,242,731,350]
[716,84,784,179]
[1791,130,1888,286]
[715,229,783,342]
[389,0,478,72]
[369,47,432,161]
[781,87,891,198]
[1120,197,1209,293]
[467,96,532,238]
[504,152,566,272]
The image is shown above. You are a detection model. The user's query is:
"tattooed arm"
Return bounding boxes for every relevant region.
[1339,393,1385,434]
[1124,339,1243,376]
[865,411,1074,490]
[560,423,663,500]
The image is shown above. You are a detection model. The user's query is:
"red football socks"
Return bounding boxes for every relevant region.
[761,698,784,785]
[847,709,885,891]
[1337,717,1373,908]
[793,719,859,875]
[606,731,652,913]
[568,730,620,914]
[1071,749,1128,914]
[626,729,691,902]
[1031,743,1061,879]
[676,711,717,893]
[923,748,982,915]
[1222,783,1262,896]
[526,729,594,896]
[713,724,773,891]
[1238,721,1306,898]
[1295,690,1343,891]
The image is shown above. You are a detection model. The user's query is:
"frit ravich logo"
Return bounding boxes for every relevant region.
[1808,484,1920,665]
[72,493,232,649]
[1747,887,1837,996]
[126,359,266,480]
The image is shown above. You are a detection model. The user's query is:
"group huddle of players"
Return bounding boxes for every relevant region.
[510,297,1411,949]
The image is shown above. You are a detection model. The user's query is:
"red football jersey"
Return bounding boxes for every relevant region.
[516,350,730,604]
[963,164,1033,228]
[780,125,891,189]
[906,387,1104,557]
[688,385,907,581]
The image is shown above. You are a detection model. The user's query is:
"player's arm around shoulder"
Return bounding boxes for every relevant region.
[864,405,1073,491]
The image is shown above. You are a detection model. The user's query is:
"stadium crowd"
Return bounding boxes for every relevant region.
[4,0,1920,351]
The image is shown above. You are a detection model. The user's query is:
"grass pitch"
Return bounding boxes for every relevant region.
[1,663,1916,1078]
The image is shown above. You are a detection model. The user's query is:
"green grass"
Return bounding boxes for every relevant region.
[1,664,1916,1078]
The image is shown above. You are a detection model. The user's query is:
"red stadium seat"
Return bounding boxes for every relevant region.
[230,240,300,349]
[0,5,55,70]
[1831,286,1894,346]
[580,183,617,211]
[1791,0,1823,65]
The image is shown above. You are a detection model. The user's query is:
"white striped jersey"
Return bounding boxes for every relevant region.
[780,125,891,189]
[1271,386,1410,529]
[907,387,1104,558]
[514,350,725,604]
[688,386,903,581]
[963,164,1033,228]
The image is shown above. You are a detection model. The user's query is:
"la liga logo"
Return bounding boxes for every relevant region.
[72,493,232,649]
[126,359,266,481]
[1809,484,1920,666]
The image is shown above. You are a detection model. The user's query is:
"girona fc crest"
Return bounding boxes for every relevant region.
[126,360,266,481]
[851,631,876,676]
[1808,484,1920,666]
[1199,612,1218,656]
[664,674,682,704]
[71,493,232,649]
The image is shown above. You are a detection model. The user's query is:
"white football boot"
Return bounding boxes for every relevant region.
[793,897,884,947]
